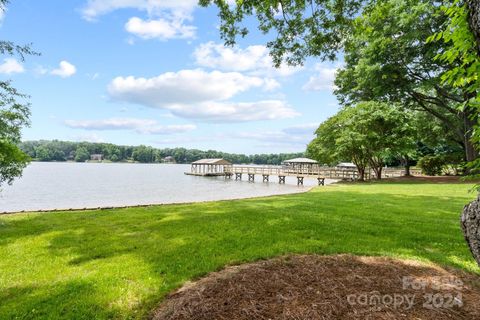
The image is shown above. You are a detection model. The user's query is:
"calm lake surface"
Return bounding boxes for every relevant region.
[0,162,326,213]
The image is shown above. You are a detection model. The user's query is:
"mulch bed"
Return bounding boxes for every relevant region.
[152,255,480,320]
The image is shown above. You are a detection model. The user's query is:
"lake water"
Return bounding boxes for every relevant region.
[0,162,330,213]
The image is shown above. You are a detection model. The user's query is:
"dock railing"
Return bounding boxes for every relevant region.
[224,165,420,180]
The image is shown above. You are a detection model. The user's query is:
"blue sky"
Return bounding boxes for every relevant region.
[2,0,341,154]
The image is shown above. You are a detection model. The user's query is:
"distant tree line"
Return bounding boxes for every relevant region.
[18,140,304,165]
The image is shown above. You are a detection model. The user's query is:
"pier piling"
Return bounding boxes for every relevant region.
[297,176,304,186]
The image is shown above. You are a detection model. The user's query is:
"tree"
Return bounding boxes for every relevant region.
[433,0,480,266]
[350,102,416,179]
[466,0,480,52]
[0,0,37,187]
[199,0,371,65]
[132,145,155,163]
[200,0,479,62]
[74,147,90,162]
[307,107,370,180]
[308,101,416,180]
[334,0,479,164]
[35,146,51,161]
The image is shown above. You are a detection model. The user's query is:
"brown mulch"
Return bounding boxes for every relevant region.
[151,255,480,320]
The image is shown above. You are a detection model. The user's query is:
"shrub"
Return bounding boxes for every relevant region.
[417,155,445,176]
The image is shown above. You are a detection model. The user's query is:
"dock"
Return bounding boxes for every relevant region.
[185,158,419,185]
[186,158,233,177]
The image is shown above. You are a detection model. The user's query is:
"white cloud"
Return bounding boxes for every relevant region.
[107,69,299,122]
[282,123,318,135]
[73,133,105,143]
[137,124,196,134]
[82,0,198,40]
[231,123,318,147]
[65,118,156,130]
[153,135,212,145]
[0,58,24,74]
[303,64,338,91]
[125,16,196,40]
[167,100,299,122]
[108,69,269,106]
[194,42,301,77]
[81,0,197,20]
[51,61,77,78]
[65,117,196,135]
[89,72,100,80]
[263,78,281,91]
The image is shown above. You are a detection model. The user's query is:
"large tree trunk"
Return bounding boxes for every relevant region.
[467,0,480,55]
[404,165,411,176]
[462,94,479,162]
[461,1,480,268]
[400,156,411,176]
[373,166,382,179]
[357,167,365,181]
[461,197,480,267]
[369,157,383,179]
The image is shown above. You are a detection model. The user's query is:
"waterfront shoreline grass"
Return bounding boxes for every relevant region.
[1,180,479,319]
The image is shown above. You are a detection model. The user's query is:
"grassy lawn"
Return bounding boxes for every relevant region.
[1,181,479,319]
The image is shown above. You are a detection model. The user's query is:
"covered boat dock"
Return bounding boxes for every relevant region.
[282,157,320,174]
[186,158,233,176]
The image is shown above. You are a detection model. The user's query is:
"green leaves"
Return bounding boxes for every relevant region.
[308,101,416,179]
[199,0,368,65]
[433,2,479,93]
[0,140,29,186]
[0,2,35,187]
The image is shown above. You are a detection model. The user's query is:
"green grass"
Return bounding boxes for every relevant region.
[1,181,479,319]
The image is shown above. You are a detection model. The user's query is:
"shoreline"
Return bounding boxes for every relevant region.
[0,184,322,216]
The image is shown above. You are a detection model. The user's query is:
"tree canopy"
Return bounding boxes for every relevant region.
[334,0,478,163]
[0,0,36,188]
[307,101,416,180]
[199,0,370,65]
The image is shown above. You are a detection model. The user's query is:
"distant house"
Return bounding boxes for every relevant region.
[336,162,357,169]
[163,156,175,163]
[90,154,103,161]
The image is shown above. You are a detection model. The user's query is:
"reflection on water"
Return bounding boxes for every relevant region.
[0,162,332,213]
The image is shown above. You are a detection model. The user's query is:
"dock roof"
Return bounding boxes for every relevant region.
[192,158,232,165]
[337,162,357,167]
[283,157,318,164]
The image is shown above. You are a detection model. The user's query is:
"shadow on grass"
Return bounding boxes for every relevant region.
[0,280,121,320]
[0,187,478,319]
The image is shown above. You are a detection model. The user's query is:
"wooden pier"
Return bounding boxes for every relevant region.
[186,158,420,185]
[225,165,420,182]
[224,165,345,185]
